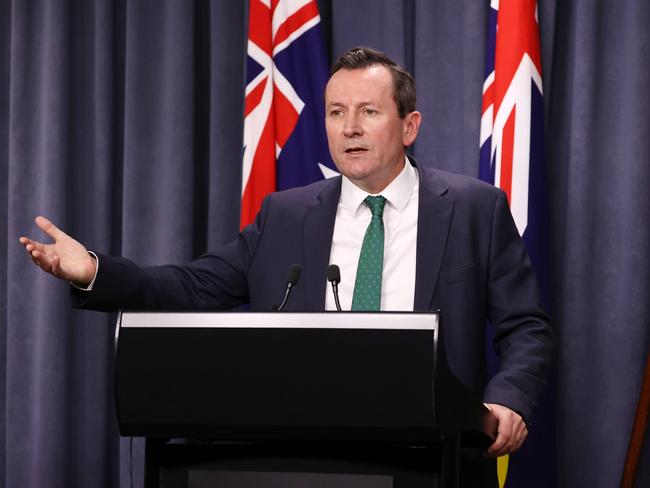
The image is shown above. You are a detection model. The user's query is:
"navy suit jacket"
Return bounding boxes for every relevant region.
[75,163,552,422]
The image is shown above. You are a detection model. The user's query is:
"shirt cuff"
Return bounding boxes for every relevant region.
[69,250,99,291]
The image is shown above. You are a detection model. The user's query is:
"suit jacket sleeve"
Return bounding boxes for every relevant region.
[71,197,272,312]
[482,190,553,422]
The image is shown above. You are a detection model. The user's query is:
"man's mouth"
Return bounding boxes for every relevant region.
[344,147,368,154]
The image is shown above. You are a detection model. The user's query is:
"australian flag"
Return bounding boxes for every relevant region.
[241,0,334,228]
[479,0,554,487]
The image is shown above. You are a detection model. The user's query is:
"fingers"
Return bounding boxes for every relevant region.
[19,236,48,254]
[19,237,50,264]
[27,248,55,273]
[513,422,528,452]
[50,255,61,277]
[484,403,528,457]
[19,215,62,256]
[486,425,511,457]
[19,235,56,273]
[35,216,67,241]
[20,216,95,283]
[495,421,527,456]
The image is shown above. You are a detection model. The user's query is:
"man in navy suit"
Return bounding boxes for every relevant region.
[20,47,552,473]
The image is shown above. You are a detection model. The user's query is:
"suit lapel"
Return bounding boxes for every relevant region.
[302,177,341,310]
[414,166,454,311]
[297,165,451,311]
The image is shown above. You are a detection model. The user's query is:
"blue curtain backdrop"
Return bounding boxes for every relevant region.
[1,1,649,487]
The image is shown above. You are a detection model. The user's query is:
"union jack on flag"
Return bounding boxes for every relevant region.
[479,0,543,236]
[241,0,334,228]
[479,1,553,487]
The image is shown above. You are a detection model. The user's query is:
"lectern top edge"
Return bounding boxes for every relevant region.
[118,311,439,330]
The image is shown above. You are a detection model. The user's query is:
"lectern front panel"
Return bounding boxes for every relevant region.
[115,312,439,442]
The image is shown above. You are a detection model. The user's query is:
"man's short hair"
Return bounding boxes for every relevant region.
[329,46,416,118]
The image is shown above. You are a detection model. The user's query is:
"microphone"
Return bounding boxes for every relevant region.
[327,264,342,312]
[276,264,302,311]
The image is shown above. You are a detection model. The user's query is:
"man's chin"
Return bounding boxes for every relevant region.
[342,171,389,194]
[337,166,372,182]
[336,153,374,169]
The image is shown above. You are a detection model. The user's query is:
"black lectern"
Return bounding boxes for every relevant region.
[114,312,497,488]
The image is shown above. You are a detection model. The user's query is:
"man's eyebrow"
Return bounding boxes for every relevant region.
[326,101,375,107]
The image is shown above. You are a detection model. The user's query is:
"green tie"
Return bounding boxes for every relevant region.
[351,196,387,311]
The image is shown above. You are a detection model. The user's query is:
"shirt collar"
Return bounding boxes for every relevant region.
[340,156,418,217]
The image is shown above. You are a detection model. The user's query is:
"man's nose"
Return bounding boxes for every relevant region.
[343,113,362,136]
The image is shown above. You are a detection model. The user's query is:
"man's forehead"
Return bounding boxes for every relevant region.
[325,65,393,103]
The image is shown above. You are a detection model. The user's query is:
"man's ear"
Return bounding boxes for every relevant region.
[402,111,422,146]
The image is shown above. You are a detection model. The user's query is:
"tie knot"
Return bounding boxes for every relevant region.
[364,195,386,217]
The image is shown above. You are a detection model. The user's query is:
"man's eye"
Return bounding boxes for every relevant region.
[363,108,377,115]
[330,110,342,117]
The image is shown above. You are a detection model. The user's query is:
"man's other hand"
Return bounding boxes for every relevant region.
[19,216,96,286]
[484,403,528,457]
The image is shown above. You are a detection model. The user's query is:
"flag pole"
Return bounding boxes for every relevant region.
[621,351,650,488]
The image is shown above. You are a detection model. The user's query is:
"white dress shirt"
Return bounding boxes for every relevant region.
[325,159,419,311]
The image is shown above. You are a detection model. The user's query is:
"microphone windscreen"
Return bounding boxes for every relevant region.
[287,264,303,285]
[327,264,341,284]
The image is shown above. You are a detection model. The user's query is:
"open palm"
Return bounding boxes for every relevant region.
[19,216,96,285]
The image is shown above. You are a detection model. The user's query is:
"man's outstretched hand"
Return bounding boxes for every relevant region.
[19,216,96,286]
[484,403,528,457]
